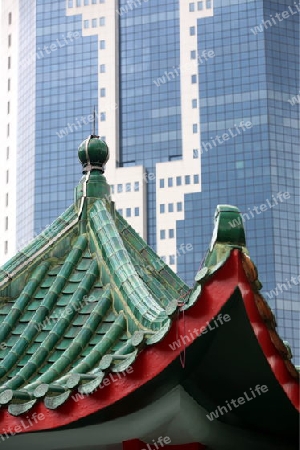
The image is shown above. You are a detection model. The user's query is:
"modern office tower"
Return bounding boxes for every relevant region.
[0,0,298,361]
[0,0,19,263]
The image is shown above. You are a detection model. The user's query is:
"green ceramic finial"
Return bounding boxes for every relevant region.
[78,135,109,174]
[75,136,111,206]
[203,204,247,268]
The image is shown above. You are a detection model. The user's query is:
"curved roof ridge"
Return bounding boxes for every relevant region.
[89,199,171,332]
[0,205,77,292]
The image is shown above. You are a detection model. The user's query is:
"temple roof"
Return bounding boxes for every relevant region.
[0,136,298,446]
[0,136,189,415]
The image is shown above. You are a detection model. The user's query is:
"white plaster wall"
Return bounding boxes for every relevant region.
[155,1,214,270]
[67,1,147,240]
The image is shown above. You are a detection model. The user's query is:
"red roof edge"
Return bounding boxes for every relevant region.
[0,250,298,435]
[237,251,299,410]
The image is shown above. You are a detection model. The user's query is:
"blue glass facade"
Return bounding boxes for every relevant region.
[176,0,299,362]
[16,0,299,362]
[34,0,98,234]
[119,0,181,247]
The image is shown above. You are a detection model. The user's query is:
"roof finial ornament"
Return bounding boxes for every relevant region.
[78,135,109,174]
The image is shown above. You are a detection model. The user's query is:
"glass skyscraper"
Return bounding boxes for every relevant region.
[0,0,299,362]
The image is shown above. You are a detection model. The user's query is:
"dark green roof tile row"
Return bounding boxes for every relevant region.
[0,165,192,415]
[0,139,270,417]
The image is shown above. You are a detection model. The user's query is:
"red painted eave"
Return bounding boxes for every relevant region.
[0,250,298,433]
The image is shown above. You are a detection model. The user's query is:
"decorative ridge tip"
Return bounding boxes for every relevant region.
[191,205,248,292]
[210,204,246,250]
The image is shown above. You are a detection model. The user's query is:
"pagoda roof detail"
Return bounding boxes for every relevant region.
[0,136,298,446]
[0,136,189,417]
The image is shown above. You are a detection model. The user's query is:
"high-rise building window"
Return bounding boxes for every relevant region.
[126,208,131,217]
[193,149,199,159]
[190,27,195,36]
[5,193,8,207]
[68,0,73,7]
[168,177,173,187]
[92,0,97,3]
[197,1,203,10]
[84,20,89,28]
[99,17,105,26]
[169,229,174,238]
[100,0,105,3]
[125,183,131,192]
[8,57,11,69]
[190,50,196,59]
[189,3,195,12]
[99,40,106,49]
[134,181,139,192]
[6,147,9,160]
[100,64,106,73]
[84,0,89,5]
[8,13,12,25]
[100,112,106,121]
[117,184,123,193]
[206,0,212,8]
[76,0,81,6]
[160,204,165,213]
[169,255,175,265]
[7,124,10,137]
[191,74,197,84]
[194,174,199,184]
[7,102,10,114]
[92,18,97,27]
[193,124,198,133]
[185,175,191,185]
[100,88,106,97]
[168,203,174,213]
[117,208,123,216]
[134,207,140,217]
[177,202,182,212]
[4,241,8,254]
[6,171,9,184]
[8,35,11,47]
[160,230,165,240]
[8,79,10,91]
[159,179,164,188]
[5,217,8,231]
[192,99,197,108]
[176,176,182,186]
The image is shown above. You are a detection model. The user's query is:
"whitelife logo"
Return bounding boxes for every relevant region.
[71,367,134,402]
[250,2,300,35]
[265,274,300,300]
[1,412,45,442]
[206,384,269,421]
[168,313,231,351]
[228,192,291,228]
[140,436,172,450]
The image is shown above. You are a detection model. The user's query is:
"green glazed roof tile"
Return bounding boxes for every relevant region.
[0,142,195,415]
[0,137,277,419]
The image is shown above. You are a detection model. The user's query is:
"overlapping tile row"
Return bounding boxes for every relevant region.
[89,200,172,333]
[115,211,190,311]
[0,198,191,415]
[0,205,77,297]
